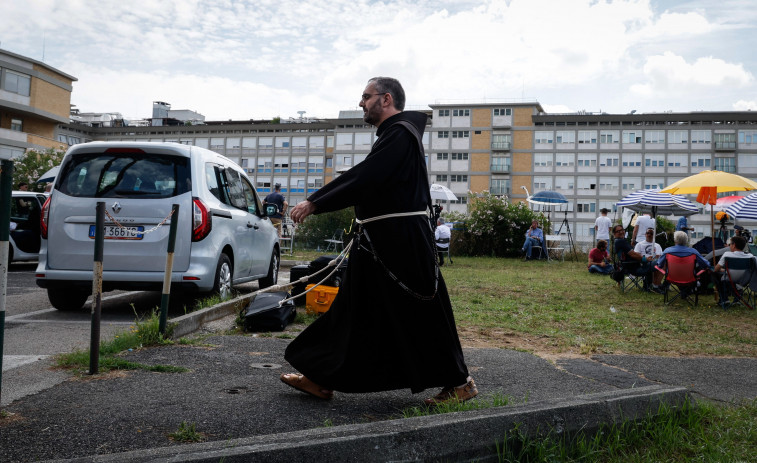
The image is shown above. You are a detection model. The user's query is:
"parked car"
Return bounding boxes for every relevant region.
[36,141,280,311]
[9,190,48,263]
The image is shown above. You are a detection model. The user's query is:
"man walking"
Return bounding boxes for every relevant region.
[263,183,288,236]
[283,77,476,405]
[435,218,451,266]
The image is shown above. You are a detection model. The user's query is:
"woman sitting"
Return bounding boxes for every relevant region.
[588,239,612,274]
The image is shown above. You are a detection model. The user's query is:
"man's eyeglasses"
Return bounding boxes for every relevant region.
[361,92,387,101]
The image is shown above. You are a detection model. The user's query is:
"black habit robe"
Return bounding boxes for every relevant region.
[284,111,470,394]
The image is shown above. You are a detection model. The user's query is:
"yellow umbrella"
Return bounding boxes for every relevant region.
[661,170,757,266]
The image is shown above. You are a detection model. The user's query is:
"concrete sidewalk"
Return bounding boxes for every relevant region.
[1,261,756,462]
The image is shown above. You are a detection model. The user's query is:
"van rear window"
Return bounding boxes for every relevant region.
[57,153,190,198]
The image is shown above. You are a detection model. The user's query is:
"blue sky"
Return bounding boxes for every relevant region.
[2,0,755,120]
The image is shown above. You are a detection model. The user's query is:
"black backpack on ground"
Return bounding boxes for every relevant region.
[241,291,296,332]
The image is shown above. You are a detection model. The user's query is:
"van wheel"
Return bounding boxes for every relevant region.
[48,288,89,311]
[213,253,233,300]
[259,250,279,288]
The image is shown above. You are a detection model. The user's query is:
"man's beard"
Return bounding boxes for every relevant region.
[363,99,382,125]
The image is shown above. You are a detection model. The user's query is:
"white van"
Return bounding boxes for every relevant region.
[36,142,280,311]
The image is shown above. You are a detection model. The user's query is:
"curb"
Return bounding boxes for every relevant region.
[55,385,689,462]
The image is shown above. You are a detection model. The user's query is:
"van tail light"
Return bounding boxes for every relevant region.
[192,197,212,241]
[40,196,52,239]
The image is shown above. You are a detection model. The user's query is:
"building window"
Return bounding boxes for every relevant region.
[645,130,665,144]
[599,154,618,167]
[667,154,687,167]
[691,155,711,167]
[577,202,596,213]
[600,130,618,143]
[494,108,511,116]
[4,70,31,96]
[622,153,642,167]
[714,157,736,173]
[450,174,468,182]
[644,154,664,167]
[436,153,448,160]
[534,153,553,167]
[452,109,470,117]
[578,131,597,144]
[669,130,688,144]
[438,131,449,138]
[556,131,575,143]
[438,109,450,117]
[451,131,469,138]
[451,152,468,160]
[622,131,642,144]
[10,118,23,132]
[555,154,575,167]
[691,130,711,144]
[577,154,597,167]
[739,130,757,144]
[436,174,448,182]
[491,179,510,195]
[535,131,553,144]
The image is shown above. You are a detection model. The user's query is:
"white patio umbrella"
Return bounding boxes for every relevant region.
[616,189,699,217]
[37,165,60,184]
[430,183,457,201]
[725,192,757,220]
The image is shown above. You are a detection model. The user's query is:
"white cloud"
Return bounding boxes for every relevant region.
[733,100,757,111]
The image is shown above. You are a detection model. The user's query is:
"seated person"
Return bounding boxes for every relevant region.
[588,239,612,274]
[612,224,644,283]
[658,231,712,272]
[634,227,664,291]
[434,218,451,266]
[521,220,543,260]
[712,235,757,308]
[734,225,752,244]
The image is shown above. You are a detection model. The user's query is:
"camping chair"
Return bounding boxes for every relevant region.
[614,250,648,293]
[655,255,705,308]
[436,237,453,265]
[722,257,757,310]
[324,229,344,252]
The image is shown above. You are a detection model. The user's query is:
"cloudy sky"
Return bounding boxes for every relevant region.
[2,0,755,121]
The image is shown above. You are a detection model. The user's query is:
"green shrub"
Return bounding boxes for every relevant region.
[447,192,548,257]
[295,207,355,249]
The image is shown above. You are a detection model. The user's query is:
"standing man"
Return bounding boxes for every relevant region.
[434,218,451,266]
[521,220,543,260]
[675,215,694,236]
[632,212,656,246]
[283,77,476,405]
[263,183,288,236]
[594,208,612,245]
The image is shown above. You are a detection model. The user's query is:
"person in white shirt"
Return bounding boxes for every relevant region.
[434,218,451,266]
[634,227,663,291]
[632,213,656,245]
[594,208,612,244]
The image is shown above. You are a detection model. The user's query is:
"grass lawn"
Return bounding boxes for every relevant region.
[439,256,757,358]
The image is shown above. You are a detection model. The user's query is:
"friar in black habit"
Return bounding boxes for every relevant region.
[282,77,477,405]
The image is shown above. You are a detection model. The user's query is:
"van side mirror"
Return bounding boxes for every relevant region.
[265,204,278,217]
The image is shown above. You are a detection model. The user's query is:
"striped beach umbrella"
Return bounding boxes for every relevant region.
[616,189,699,217]
[725,192,757,220]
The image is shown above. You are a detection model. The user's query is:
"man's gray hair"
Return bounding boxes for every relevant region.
[673,230,689,246]
[368,77,405,111]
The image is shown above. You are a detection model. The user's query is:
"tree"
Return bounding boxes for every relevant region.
[12,148,66,192]
[295,207,355,250]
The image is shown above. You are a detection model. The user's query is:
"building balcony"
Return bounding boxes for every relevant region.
[490,186,510,196]
[714,142,736,151]
[0,127,28,143]
[491,142,510,151]
[490,163,511,173]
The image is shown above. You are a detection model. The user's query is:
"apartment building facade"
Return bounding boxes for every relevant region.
[56,101,757,244]
[0,49,76,159]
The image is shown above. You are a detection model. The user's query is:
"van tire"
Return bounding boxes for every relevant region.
[259,250,279,288]
[49,288,89,311]
[213,253,233,300]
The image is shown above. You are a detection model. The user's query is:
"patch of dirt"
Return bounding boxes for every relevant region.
[457,325,586,361]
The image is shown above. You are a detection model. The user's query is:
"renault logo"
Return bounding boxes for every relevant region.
[111,201,121,213]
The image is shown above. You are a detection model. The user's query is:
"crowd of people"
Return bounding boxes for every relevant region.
[585,213,757,309]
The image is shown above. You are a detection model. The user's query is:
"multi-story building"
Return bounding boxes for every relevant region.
[0,48,76,159]
[57,105,757,245]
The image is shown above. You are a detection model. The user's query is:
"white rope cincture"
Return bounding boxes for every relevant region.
[245,210,430,308]
[104,208,175,235]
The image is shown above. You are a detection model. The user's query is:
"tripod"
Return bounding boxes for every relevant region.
[555,210,577,262]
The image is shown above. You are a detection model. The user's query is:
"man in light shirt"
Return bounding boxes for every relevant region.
[434,218,451,266]
[594,208,612,245]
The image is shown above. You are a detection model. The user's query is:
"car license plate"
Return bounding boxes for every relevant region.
[89,225,145,240]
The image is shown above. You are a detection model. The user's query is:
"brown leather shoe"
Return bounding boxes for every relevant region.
[424,377,478,405]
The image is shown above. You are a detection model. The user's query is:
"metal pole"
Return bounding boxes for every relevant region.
[90,202,105,375]
[159,204,179,335]
[0,160,14,406]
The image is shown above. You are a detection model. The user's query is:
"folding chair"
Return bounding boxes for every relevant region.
[614,250,647,293]
[279,217,295,256]
[545,235,564,262]
[435,237,452,265]
[324,229,344,252]
[656,255,704,308]
[723,257,757,310]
